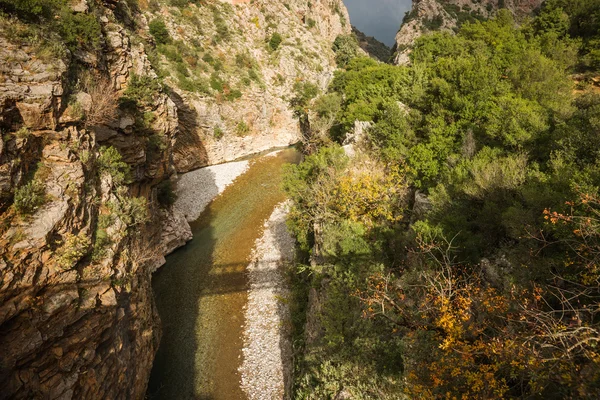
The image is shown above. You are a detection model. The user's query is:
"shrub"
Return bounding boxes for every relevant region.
[109,196,149,227]
[13,180,45,214]
[213,126,224,139]
[290,81,319,118]
[268,32,282,51]
[209,73,224,92]
[157,180,177,207]
[79,73,118,127]
[57,9,102,51]
[225,88,242,101]
[122,73,162,108]
[149,19,170,45]
[235,121,250,136]
[15,126,31,139]
[332,34,359,67]
[97,146,130,186]
[92,214,113,261]
[0,0,62,18]
[56,232,91,269]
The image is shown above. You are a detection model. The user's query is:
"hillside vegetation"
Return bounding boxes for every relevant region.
[287,1,600,398]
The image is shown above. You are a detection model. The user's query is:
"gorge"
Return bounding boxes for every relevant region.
[2,0,598,399]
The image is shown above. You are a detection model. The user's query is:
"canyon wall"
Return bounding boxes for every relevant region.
[393,0,544,64]
[0,0,349,398]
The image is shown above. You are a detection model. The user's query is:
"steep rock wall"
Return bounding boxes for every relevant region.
[141,0,350,172]
[0,0,349,398]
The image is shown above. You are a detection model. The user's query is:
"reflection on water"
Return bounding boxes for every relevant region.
[147,148,301,400]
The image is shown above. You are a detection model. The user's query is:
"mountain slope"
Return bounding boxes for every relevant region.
[392,0,543,64]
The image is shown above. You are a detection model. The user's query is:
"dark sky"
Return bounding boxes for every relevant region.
[343,0,412,47]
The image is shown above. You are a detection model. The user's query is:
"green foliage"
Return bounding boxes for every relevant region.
[235,121,250,136]
[149,19,170,45]
[157,180,177,208]
[213,126,224,139]
[108,195,149,228]
[330,57,415,131]
[0,0,62,18]
[286,8,600,399]
[332,34,359,67]
[56,232,91,269]
[97,146,130,186]
[290,81,319,119]
[57,8,102,51]
[13,180,45,214]
[212,7,230,42]
[122,73,163,108]
[268,32,282,51]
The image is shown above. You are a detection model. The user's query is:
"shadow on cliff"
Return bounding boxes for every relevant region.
[147,149,301,400]
[169,90,209,172]
[146,169,219,400]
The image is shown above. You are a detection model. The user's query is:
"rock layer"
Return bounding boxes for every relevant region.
[0,0,350,398]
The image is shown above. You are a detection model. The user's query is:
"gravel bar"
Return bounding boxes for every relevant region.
[173,160,249,222]
[240,201,295,400]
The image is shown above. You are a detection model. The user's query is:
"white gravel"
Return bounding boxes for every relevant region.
[173,160,249,222]
[240,201,295,400]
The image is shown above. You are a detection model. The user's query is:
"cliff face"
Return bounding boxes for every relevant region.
[392,0,543,64]
[0,0,348,398]
[143,0,350,172]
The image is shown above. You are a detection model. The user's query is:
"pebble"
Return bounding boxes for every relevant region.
[239,202,295,400]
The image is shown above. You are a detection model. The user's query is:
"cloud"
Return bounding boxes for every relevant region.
[343,0,412,46]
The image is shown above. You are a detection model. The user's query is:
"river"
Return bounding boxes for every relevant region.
[147,148,301,400]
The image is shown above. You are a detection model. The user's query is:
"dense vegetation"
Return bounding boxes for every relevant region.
[0,0,102,52]
[286,2,600,399]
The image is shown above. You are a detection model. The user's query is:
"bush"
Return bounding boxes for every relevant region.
[97,146,130,186]
[57,9,102,51]
[225,88,242,101]
[56,232,91,269]
[15,126,31,139]
[13,180,45,214]
[0,0,62,18]
[290,81,319,118]
[109,196,149,227]
[213,126,224,139]
[268,32,282,51]
[212,7,229,41]
[149,19,170,45]
[332,34,359,67]
[235,121,250,136]
[79,73,118,127]
[157,180,177,207]
[122,73,163,108]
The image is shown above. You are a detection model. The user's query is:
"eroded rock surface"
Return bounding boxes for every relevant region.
[0,0,349,398]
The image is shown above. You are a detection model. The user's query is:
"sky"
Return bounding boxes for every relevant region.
[343,0,412,47]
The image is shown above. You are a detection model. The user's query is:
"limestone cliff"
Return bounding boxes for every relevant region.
[392,0,543,65]
[0,0,348,398]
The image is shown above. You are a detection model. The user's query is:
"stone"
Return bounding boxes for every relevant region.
[70,0,89,13]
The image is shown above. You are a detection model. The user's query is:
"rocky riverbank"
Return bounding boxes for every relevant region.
[240,201,295,400]
[173,160,249,222]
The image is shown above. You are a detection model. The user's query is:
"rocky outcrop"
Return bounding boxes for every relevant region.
[141,0,350,172]
[0,0,349,398]
[392,0,543,65]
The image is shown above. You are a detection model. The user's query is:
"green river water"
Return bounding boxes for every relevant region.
[147,148,300,400]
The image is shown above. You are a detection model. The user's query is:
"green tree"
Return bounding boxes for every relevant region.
[149,19,171,45]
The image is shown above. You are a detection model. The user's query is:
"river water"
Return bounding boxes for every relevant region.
[147,148,301,400]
